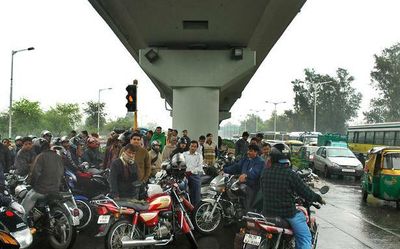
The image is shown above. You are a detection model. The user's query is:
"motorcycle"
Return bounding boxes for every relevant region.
[0,189,33,249]
[192,174,247,235]
[64,168,95,231]
[14,178,80,249]
[237,186,330,249]
[91,161,198,249]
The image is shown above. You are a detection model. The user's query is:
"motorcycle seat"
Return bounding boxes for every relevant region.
[263,216,291,229]
[116,199,149,211]
[200,175,212,185]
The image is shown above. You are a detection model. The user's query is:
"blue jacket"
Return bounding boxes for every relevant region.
[223,156,264,189]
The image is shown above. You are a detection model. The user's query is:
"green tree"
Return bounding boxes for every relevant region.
[104,117,133,132]
[364,42,400,122]
[291,68,362,133]
[11,98,44,136]
[83,101,106,132]
[0,112,9,137]
[43,103,82,136]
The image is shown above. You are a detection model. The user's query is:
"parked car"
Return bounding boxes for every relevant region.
[314,146,363,180]
[297,145,319,168]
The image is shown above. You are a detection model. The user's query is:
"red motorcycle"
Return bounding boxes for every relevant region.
[91,162,197,249]
[235,186,329,249]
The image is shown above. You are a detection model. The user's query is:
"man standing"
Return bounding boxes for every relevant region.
[14,136,23,155]
[162,136,177,161]
[21,139,64,220]
[150,127,166,152]
[223,144,264,211]
[182,130,191,150]
[129,133,151,183]
[197,135,206,156]
[0,141,11,186]
[183,141,204,206]
[235,132,249,160]
[203,133,217,167]
[261,142,271,162]
[13,137,36,176]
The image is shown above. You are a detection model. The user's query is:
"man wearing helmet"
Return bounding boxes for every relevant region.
[21,139,64,220]
[223,144,264,211]
[149,140,162,177]
[170,137,189,159]
[261,143,325,249]
[82,137,103,168]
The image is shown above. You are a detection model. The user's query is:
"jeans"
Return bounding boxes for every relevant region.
[21,189,46,221]
[286,211,312,249]
[187,174,201,206]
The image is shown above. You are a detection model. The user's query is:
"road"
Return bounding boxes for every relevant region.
[65,176,400,249]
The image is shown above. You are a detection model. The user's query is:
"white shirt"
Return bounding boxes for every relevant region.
[183,151,204,174]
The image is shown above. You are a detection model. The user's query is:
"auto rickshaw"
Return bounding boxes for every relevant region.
[284,140,304,156]
[361,146,400,208]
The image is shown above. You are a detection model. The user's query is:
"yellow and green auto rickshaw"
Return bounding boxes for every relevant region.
[361,146,400,208]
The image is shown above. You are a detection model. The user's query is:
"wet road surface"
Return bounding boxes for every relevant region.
[66,176,400,249]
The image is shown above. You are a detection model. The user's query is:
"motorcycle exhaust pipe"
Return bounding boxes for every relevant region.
[121,237,171,247]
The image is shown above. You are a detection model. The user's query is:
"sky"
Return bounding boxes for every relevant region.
[1,0,400,130]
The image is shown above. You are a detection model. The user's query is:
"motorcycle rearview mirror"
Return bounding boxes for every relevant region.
[319,185,330,194]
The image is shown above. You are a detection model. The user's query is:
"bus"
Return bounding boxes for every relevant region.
[347,122,400,154]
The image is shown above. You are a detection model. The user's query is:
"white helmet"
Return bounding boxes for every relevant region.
[15,185,28,200]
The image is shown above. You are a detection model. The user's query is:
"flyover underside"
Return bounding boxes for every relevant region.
[88,0,307,132]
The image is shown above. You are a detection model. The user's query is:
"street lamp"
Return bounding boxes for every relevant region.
[9,47,35,138]
[313,81,334,132]
[98,87,112,134]
[265,101,286,140]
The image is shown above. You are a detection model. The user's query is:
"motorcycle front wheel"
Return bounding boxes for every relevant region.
[106,219,145,249]
[47,206,77,249]
[192,201,222,235]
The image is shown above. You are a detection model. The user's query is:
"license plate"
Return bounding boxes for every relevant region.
[97,215,110,224]
[244,233,261,246]
[72,216,80,226]
[342,169,355,173]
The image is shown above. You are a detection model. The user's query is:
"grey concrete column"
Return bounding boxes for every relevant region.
[172,87,219,140]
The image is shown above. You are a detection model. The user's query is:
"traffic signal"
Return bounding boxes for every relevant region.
[126,84,137,112]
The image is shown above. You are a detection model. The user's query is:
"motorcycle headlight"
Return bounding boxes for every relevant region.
[11,228,33,249]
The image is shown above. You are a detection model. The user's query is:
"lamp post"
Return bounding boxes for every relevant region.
[313,81,334,132]
[249,109,265,132]
[265,101,286,140]
[98,87,112,135]
[9,47,35,138]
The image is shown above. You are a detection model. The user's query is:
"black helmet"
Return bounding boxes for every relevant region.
[269,143,291,164]
[51,137,62,146]
[178,137,187,145]
[34,138,50,153]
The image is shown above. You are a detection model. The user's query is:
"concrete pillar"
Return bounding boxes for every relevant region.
[172,87,219,140]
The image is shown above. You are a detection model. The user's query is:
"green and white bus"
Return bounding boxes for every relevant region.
[347,122,400,154]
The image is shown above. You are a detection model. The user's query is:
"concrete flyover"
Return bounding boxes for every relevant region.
[89,0,307,138]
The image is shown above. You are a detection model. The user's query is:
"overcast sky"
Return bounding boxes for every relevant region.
[1,0,399,130]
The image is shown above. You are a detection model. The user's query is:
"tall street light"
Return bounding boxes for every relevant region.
[265,101,286,139]
[249,109,265,132]
[9,47,35,138]
[98,87,112,134]
[313,81,334,132]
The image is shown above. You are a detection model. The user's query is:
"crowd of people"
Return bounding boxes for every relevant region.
[0,128,325,249]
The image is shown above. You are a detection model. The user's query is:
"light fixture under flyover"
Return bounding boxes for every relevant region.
[231,48,243,60]
[145,49,159,63]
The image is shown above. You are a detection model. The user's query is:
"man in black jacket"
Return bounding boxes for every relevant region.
[109,144,139,199]
[0,141,11,186]
[13,137,36,176]
[235,132,249,160]
[261,144,325,249]
[21,139,64,220]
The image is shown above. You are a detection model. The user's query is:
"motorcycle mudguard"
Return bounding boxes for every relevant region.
[95,216,116,237]
[74,195,89,202]
[201,198,217,205]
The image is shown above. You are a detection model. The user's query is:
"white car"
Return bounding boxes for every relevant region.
[314,146,363,180]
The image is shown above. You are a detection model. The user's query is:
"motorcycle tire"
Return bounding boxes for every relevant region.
[106,219,146,249]
[47,206,77,249]
[185,230,199,249]
[75,199,93,231]
[192,201,223,235]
